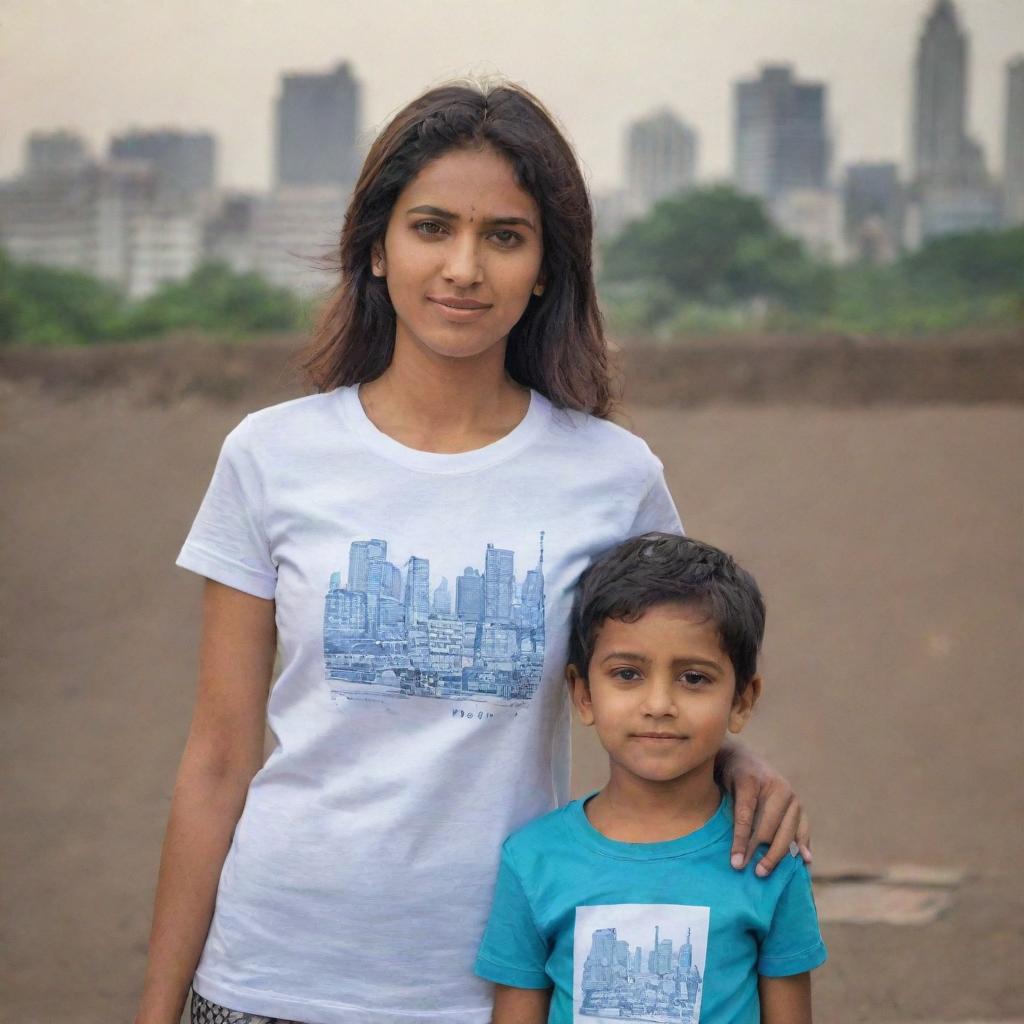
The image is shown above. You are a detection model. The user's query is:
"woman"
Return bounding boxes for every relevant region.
[135,80,809,1024]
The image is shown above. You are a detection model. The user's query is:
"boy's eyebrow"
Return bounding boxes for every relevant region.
[599,652,725,672]
[406,204,537,231]
[600,651,652,664]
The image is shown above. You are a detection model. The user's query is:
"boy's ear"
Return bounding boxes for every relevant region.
[566,664,595,726]
[728,675,762,734]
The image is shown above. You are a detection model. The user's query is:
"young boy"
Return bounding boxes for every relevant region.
[475,533,826,1023]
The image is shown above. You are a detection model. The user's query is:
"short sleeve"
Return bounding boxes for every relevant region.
[629,460,684,536]
[175,416,277,599]
[474,842,552,990]
[758,861,828,977]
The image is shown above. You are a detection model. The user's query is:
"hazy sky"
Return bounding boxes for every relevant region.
[1,0,1021,193]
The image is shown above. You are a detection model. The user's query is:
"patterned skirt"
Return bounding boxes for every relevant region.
[190,991,305,1024]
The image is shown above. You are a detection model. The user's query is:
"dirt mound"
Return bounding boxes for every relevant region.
[2,328,1022,407]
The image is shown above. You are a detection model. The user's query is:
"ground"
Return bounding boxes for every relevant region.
[1,353,1021,1022]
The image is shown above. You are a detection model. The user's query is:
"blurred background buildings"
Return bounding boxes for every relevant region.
[0,1,1021,298]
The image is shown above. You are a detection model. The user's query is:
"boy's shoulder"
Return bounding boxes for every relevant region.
[505,801,576,854]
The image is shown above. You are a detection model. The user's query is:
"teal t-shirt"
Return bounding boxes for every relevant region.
[475,793,826,1023]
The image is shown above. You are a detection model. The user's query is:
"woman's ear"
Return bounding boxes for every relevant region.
[728,675,762,734]
[567,664,595,726]
[371,244,387,277]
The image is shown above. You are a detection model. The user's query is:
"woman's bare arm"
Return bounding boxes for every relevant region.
[134,580,277,1024]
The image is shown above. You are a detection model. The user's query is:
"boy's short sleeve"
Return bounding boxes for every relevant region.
[758,861,828,977]
[630,461,684,537]
[176,417,278,599]
[474,842,552,990]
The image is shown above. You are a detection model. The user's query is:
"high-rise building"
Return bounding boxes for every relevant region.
[109,130,216,199]
[734,65,830,204]
[910,1,1000,240]
[0,154,203,298]
[249,185,348,295]
[843,163,906,262]
[457,567,484,621]
[912,0,969,184]
[126,205,204,299]
[323,584,368,647]
[348,539,387,591]
[26,131,89,178]
[404,556,430,628]
[0,165,105,275]
[203,193,256,275]
[1004,56,1024,226]
[275,62,361,188]
[381,561,403,602]
[432,577,452,617]
[626,110,698,215]
[484,544,514,622]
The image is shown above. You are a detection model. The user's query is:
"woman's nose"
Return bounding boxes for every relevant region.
[442,235,483,287]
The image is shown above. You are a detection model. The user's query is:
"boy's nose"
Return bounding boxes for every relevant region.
[640,681,678,718]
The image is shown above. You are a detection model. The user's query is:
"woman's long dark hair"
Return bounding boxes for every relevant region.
[302,80,614,417]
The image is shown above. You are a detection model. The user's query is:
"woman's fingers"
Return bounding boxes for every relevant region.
[743,779,795,862]
[796,809,813,864]
[753,797,802,877]
[729,774,760,869]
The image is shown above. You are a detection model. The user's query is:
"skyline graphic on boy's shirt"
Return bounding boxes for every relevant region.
[574,904,710,1023]
[322,533,546,705]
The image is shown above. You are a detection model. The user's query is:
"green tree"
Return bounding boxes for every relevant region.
[0,251,128,345]
[603,185,775,301]
[126,262,303,336]
[601,185,832,312]
[904,227,1024,296]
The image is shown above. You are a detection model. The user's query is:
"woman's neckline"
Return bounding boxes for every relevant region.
[337,383,551,475]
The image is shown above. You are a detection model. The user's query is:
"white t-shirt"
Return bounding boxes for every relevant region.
[176,385,682,1024]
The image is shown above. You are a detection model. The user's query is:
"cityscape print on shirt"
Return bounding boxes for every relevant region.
[573,904,710,1023]
[322,533,546,705]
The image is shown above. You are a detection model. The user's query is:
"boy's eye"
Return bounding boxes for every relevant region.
[612,667,642,682]
[681,671,710,687]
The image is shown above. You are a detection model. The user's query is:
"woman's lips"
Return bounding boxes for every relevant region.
[427,297,492,323]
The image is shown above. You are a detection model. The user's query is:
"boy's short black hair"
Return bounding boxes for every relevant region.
[568,533,766,695]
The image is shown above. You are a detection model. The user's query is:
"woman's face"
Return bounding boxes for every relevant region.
[374,145,545,363]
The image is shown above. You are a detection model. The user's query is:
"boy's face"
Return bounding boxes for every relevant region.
[569,601,760,787]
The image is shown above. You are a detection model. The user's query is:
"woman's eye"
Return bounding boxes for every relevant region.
[415,221,446,238]
[490,229,522,248]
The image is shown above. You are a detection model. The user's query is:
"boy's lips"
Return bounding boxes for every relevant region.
[632,732,687,740]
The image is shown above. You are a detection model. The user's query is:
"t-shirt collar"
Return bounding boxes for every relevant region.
[337,383,551,475]
[565,791,734,861]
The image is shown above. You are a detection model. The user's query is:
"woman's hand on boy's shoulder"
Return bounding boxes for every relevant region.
[717,739,811,878]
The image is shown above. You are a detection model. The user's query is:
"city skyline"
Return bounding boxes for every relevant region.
[2,0,1021,194]
[575,906,710,1022]
[323,533,546,705]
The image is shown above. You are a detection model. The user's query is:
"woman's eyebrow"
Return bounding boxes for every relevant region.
[406,204,536,231]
